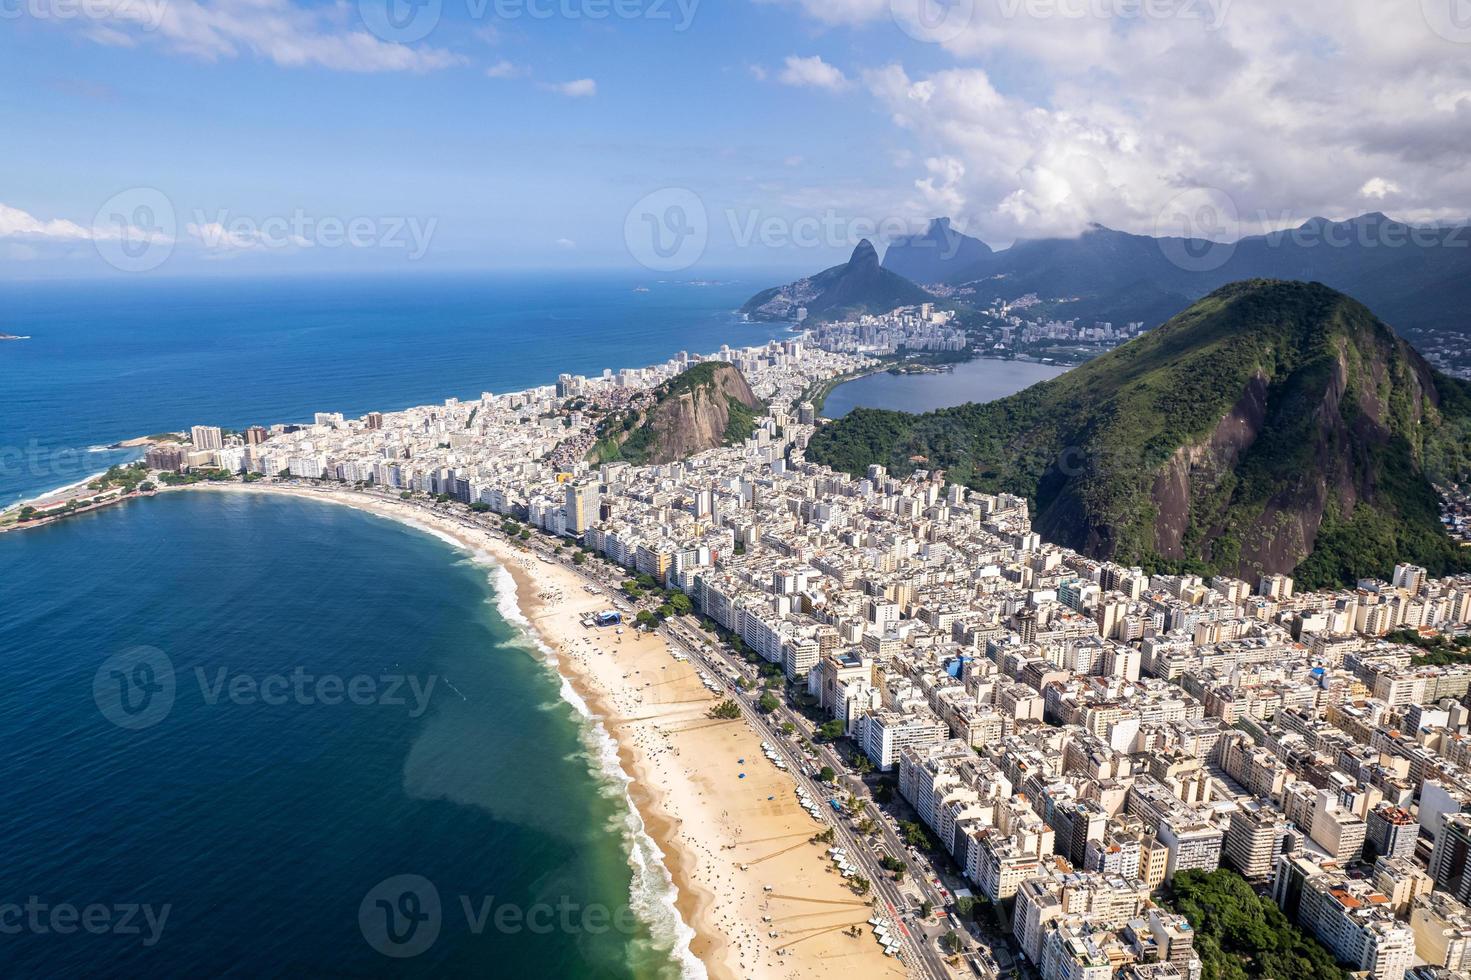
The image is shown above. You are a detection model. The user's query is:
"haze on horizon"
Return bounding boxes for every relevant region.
[3,0,1470,278]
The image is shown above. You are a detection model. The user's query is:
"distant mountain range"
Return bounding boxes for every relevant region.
[740,213,1471,354]
[739,240,932,324]
[806,280,1471,589]
[883,212,1471,348]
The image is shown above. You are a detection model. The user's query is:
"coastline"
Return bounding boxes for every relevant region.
[182,483,905,980]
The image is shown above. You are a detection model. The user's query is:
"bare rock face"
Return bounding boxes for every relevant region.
[642,365,761,464]
[595,363,764,466]
[808,279,1471,588]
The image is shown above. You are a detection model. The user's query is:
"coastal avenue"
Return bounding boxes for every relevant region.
[472,496,962,980]
[204,480,967,979]
[659,615,957,980]
[402,488,959,980]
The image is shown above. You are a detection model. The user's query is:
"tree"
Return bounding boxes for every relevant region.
[852,754,875,775]
[707,699,741,720]
[1166,868,1351,980]
[816,720,846,742]
[757,691,780,714]
[780,722,796,736]
[850,875,870,896]
[940,931,964,955]
[400,491,412,499]
[572,552,586,565]
[668,592,693,616]
[817,766,836,783]
[919,900,933,919]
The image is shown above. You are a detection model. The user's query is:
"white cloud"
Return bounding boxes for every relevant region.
[778,55,850,91]
[748,63,769,81]
[0,203,96,242]
[0,202,170,245]
[485,60,524,79]
[556,238,577,249]
[187,221,311,251]
[23,0,463,73]
[773,0,1471,242]
[544,78,597,97]
[1359,178,1400,200]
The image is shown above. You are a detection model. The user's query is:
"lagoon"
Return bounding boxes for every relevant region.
[820,358,1069,418]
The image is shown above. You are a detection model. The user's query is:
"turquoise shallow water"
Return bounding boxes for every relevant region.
[0,490,684,978]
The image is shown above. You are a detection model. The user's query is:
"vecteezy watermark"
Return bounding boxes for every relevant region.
[92,187,176,274]
[358,0,699,44]
[1422,0,1471,43]
[624,189,943,272]
[0,440,98,486]
[0,897,171,947]
[891,0,975,43]
[93,647,439,730]
[994,0,1230,29]
[188,210,438,260]
[1154,187,1241,272]
[0,0,169,30]
[624,188,708,273]
[358,875,638,958]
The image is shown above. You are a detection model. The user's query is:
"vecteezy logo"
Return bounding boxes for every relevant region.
[359,0,442,44]
[359,874,442,958]
[623,188,708,272]
[1153,187,1241,273]
[93,646,176,730]
[1423,0,1471,43]
[92,188,176,273]
[891,0,975,44]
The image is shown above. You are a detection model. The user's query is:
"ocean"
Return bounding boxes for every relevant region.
[0,274,790,507]
[0,273,798,977]
[0,491,689,977]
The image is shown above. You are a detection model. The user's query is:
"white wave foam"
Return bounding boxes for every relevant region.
[222,492,705,978]
[461,545,705,980]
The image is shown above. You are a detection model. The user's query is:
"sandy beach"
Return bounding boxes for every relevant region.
[189,483,908,980]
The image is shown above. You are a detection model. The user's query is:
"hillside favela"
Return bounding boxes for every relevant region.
[5,3,1471,980]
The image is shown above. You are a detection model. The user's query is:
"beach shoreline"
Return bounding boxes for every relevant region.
[182,482,906,980]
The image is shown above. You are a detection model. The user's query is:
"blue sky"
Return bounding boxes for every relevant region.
[3,0,1469,278]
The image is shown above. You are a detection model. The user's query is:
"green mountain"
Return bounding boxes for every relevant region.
[591,362,764,466]
[806,280,1471,589]
[740,240,933,323]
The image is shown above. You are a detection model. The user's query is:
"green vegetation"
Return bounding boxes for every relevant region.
[591,363,765,465]
[158,468,235,486]
[817,765,836,783]
[1165,869,1348,980]
[757,691,780,713]
[707,699,741,720]
[808,280,1471,588]
[89,462,151,494]
[816,719,846,742]
[1387,628,1471,665]
[899,820,940,852]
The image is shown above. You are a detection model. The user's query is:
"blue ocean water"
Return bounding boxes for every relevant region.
[0,491,685,978]
[0,274,794,977]
[0,274,790,505]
